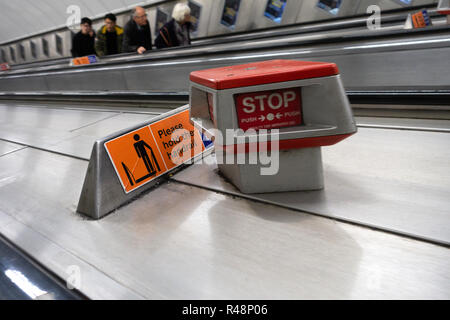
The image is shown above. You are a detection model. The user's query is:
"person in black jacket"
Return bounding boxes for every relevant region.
[155,2,192,49]
[71,17,96,57]
[122,6,152,54]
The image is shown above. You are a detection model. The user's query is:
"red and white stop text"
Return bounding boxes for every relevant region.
[235,88,302,130]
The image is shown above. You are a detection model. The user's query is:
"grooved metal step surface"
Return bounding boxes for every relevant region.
[0,102,449,299]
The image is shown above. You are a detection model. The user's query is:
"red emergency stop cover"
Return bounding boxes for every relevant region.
[190,60,339,90]
[0,63,10,71]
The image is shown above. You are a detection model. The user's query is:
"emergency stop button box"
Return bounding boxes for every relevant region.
[189,59,356,194]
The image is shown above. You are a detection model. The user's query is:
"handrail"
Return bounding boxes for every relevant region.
[1,22,448,79]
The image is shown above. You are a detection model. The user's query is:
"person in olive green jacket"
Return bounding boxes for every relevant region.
[95,13,124,57]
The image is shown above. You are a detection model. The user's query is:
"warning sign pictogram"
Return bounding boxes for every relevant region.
[105,126,166,193]
[105,109,209,194]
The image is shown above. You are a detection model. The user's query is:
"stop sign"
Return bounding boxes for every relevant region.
[235,88,302,131]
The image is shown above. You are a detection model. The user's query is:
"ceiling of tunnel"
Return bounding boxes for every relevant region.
[0,0,163,44]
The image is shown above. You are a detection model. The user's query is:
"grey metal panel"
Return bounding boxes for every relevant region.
[46,69,127,91]
[41,36,50,59]
[80,0,108,16]
[61,31,73,58]
[206,0,257,36]
[355,116,450,131]
[1,47,4,63]
[0,146,449,299]
[9,46,17,64]
[323,46,450,90]
[16,41,30,64]
[43,34,59,60]
[116,12,130,30]
[29,39,38,60]
[356,0,438,14]
[0,150,143,300]
[0,76,49,91]
[1,46,10,64]
[105,0,128,12]
[48,38,450,91]
[50,113,159,159]
[0,140,24,157]
[0,103,119,150]
[173,126,450,245]
[54,32,66,57]
[122,61,198,91]
[250,0,303,29]
[156,2,176,29]
[357,0,405,14]
[149,4,175,40]
[188,0,213,39]
[0,102,166,159]
[296,0,360,23]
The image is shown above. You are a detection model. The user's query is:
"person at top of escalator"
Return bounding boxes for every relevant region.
[95,13,124,57]
[122,6,152,54]
[71,17,96,58]
[155,2,192,49]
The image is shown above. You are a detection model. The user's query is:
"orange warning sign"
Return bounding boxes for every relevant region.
[149,110,205,170]
[71,55,98,66]
[72,56,90,65]
[105,109,208,193]
[411,10,431,28]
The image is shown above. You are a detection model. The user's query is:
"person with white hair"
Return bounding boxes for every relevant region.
[155,2,192,49]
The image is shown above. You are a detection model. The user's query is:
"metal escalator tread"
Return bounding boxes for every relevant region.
[0,234,86,300]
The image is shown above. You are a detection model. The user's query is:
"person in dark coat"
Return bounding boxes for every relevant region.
[71,17,96,57]
[122,6,152,54]
[155,2,192,49]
